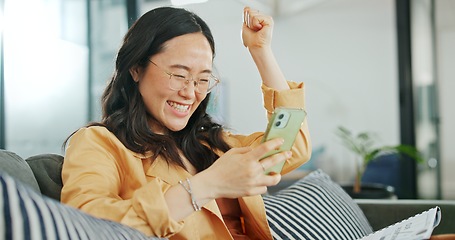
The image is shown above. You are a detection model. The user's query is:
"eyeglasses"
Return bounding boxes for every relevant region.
[149,60,220,94]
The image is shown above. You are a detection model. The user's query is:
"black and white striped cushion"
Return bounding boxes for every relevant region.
[0,171,164,240]
[264,169,373,240]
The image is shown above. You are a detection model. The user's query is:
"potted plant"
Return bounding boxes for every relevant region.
[335,126,424,197]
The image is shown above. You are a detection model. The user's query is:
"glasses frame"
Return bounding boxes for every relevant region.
[149,60,220,94]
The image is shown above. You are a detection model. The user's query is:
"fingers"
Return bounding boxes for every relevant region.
[205,140,288,198]
[249,137,284,159]
[243,7,249,28]
[246,174,281,195]
[241,6,274,49]
[240,173,282,196]
[260,150,292,172]
[248,138,292,175]
[243,7,271,31]
[259,161,266,172]
[243,8,262,30]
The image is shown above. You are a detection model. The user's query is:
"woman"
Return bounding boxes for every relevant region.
[61,6,311,239]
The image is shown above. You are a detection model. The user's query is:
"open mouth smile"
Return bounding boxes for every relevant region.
[167,101,191,112]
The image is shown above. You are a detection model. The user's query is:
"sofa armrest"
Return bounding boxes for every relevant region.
[0,149,40,192]
[355,199,455,235]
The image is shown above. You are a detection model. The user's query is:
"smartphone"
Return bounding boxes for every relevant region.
[260,107,307,174]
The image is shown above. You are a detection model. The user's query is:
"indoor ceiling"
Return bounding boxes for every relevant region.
[236,0,330,17]
[145,0,330,18]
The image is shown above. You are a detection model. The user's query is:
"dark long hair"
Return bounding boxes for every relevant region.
[68,7,231,172]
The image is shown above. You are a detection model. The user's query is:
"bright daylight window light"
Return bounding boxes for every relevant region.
[171,0,208,6]
[0,3,3,33]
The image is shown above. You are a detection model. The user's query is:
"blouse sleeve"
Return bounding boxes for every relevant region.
[262,81,306,115]
[61,127,184,238]
[228,80,312,175]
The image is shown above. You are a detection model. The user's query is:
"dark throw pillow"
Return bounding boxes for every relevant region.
[25,153,64,201]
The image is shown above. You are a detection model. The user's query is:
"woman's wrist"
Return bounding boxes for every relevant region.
[187,173,216,207]
[164,173,216,220]
[248,45,273,60]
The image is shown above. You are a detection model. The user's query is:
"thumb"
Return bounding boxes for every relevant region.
[243,8,267,32]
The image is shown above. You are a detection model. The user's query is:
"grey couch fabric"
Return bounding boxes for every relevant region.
[0,149,63,201]
[0,149,40,192]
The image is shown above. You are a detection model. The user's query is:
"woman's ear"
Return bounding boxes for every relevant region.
[129,66,141,82]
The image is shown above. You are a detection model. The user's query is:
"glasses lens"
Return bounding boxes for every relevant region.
[169,74,187,91]
[196,79,210,93]
[199,77,219,93]
[168,74,219,94]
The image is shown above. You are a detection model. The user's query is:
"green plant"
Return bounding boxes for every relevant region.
[335,126,424,194]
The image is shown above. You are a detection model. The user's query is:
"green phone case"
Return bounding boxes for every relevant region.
[261,107,307,174]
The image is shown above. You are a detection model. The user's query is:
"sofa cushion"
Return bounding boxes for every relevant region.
[26,153,64,201]
[0,149,40,192]
[263,169,373,240]
[0,171,165,240]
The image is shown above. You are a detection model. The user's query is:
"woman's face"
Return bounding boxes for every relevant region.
[131,32,213,133]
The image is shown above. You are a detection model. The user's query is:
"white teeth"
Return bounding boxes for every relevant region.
[168,101,190,112]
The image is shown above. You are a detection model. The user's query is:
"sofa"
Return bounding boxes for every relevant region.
[1,149,454,239]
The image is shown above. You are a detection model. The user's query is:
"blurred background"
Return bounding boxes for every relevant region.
[0,0,453,200]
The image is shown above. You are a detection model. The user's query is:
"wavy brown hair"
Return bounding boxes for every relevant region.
[66,7,231,172]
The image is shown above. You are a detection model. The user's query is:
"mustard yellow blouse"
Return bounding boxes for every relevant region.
[61,81,311,240]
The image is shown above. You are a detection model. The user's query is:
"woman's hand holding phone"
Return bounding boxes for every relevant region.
[195,138,291,199]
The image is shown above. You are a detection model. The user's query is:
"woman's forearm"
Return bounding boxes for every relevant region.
[249,47,289,91]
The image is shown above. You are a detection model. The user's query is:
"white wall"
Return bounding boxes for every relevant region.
[157,0,400,183]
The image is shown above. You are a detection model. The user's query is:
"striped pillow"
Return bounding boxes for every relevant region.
[0,171,164,240]
[263,169,373,240]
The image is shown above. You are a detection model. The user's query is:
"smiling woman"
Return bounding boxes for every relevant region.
[60,5,311,239]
